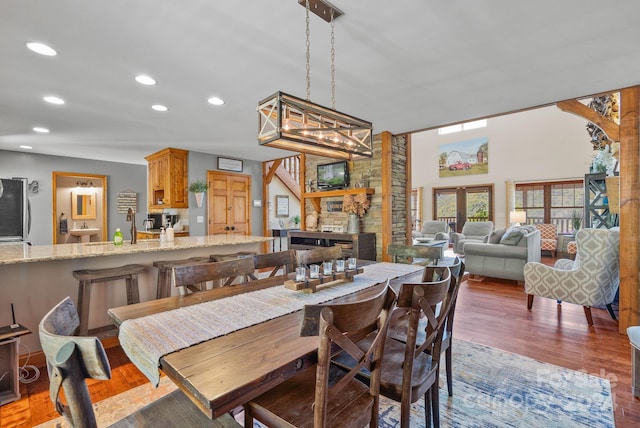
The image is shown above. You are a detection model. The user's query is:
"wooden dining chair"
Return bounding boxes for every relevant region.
[244,281,397,428]
[294,246,343,267]
[39,296,241,428]
[335,268,452,428]
[173,257,256,292]
[251,250,296,278]
[392,258,466,397]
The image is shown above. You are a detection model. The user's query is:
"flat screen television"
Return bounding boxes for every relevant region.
[317,161,349,190]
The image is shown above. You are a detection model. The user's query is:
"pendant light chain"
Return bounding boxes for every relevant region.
[305,0,311,101]
[330,9,336,110]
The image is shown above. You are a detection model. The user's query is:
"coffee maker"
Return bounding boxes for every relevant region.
[165,214,178,227]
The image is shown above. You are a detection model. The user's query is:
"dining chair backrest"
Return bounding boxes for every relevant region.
[252,250,296,278]
[173,257,256,289]
[39,297,242,428]
[300,281,397,427]
[39,297,112,428]
[295,246,343,267]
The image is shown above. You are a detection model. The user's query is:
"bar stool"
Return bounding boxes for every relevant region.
[153,257,209,298]
[72,264,144,336]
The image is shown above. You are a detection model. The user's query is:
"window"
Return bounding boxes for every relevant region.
[433,184,493,232]
[515,180,583,233]
[438,119,487,135]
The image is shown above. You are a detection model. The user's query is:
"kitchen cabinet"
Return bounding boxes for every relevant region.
[145,148,189,209]
[137,230,190,240]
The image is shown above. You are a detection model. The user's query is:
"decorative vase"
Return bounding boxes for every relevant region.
[194,192,205,208]
[347,214,360,234]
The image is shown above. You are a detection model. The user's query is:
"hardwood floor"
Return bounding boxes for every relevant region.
[2,256,639,427]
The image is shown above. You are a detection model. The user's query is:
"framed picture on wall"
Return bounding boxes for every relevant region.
[275,195,289,217]
[438,137,489,178]
[217,157,243,172]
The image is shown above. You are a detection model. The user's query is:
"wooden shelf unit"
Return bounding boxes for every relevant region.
[302,188,374,213]
[288,231,376,261]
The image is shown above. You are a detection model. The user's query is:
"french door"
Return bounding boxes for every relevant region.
[207,170,251,235]
[433,185,493,233]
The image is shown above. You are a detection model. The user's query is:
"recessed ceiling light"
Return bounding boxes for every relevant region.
[26,42,57,56]
[43,96,65,105]
[33,127,50,133]
[208,97,224,106]
[135,75,157,85]
[152,104,168,112]
[20,145,33,150]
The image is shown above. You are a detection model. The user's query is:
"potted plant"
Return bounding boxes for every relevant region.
[572,210,582,234]
[188,180,208,208]
[291,215,301,228]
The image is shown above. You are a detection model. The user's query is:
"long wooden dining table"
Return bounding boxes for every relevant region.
[107,262,424,419]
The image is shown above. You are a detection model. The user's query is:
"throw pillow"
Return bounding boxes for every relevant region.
[489,229,507,244]
[500,228,525,246]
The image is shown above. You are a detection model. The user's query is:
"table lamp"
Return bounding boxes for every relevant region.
[510,210,526,226]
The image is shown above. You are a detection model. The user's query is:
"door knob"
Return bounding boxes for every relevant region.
[225,226,230,231]
[231,226,236,230]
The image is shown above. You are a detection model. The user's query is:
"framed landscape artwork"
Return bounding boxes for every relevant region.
[439,137,489,178]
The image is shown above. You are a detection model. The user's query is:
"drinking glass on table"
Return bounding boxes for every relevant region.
[310,264,320,279]
[347,257,357,270]
[323,261,333,274]
[335,259,345,272]
[295,266,306,282]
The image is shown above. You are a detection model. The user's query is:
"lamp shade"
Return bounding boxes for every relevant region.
[510,210,526,224]
[257,91,373,160]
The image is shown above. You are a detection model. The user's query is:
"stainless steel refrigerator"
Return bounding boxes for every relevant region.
[0,178,30,243]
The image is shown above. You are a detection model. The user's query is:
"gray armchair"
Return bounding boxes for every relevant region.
[451,221,494,254]
[524,228,620,325]
[413,220,450,243]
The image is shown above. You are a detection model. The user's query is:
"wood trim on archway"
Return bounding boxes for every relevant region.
[557,86,640,333]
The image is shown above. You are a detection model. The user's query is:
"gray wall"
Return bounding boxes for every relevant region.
[0,149,265,245]
[0,150,146,245]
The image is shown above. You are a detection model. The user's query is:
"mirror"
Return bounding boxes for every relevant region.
[71,191,97,219]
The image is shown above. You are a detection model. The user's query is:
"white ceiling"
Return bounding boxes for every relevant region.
[2,1,640,165]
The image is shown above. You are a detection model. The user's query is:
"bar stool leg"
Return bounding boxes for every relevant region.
[77,280,92,336]
[126,275,141,305]
[157,268,171,299]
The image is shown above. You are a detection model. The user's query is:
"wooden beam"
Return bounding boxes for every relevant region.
[556,99,620,142]
[300,154,307,230]
[381,132,393,262]
[405,134,413,245]
[618,86,640,332]
[264,159,282,185]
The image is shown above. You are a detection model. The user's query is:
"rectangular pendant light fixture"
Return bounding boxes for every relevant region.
[257,91,373,160]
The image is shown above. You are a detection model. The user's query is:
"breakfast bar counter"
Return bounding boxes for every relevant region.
[0,235,273,352]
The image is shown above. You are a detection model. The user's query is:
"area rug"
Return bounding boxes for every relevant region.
[36,340,614,427]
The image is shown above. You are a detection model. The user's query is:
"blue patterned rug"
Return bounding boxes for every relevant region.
[38,340,614,427]
[378,339,614,427]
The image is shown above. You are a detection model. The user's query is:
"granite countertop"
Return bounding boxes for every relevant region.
[0,235,274,265]
[139,229,189,234]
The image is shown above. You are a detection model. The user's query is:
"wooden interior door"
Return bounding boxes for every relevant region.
[207,170,251,235]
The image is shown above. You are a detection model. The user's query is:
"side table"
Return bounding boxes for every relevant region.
[0,324,31,406]
[557,233,575,259]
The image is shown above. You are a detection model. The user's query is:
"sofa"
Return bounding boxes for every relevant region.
[451,221,494,254]
[463,225,541,283]
[412,220,450,243]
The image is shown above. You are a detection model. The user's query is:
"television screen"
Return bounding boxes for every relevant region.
[317,161,349,190]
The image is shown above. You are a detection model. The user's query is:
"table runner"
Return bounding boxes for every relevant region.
[118,262,422,386]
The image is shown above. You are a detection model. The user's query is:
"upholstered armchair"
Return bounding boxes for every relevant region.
[413,220,450,243]
[451,221,494,254]
[535,223,558,257]
[523,228,620,325]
